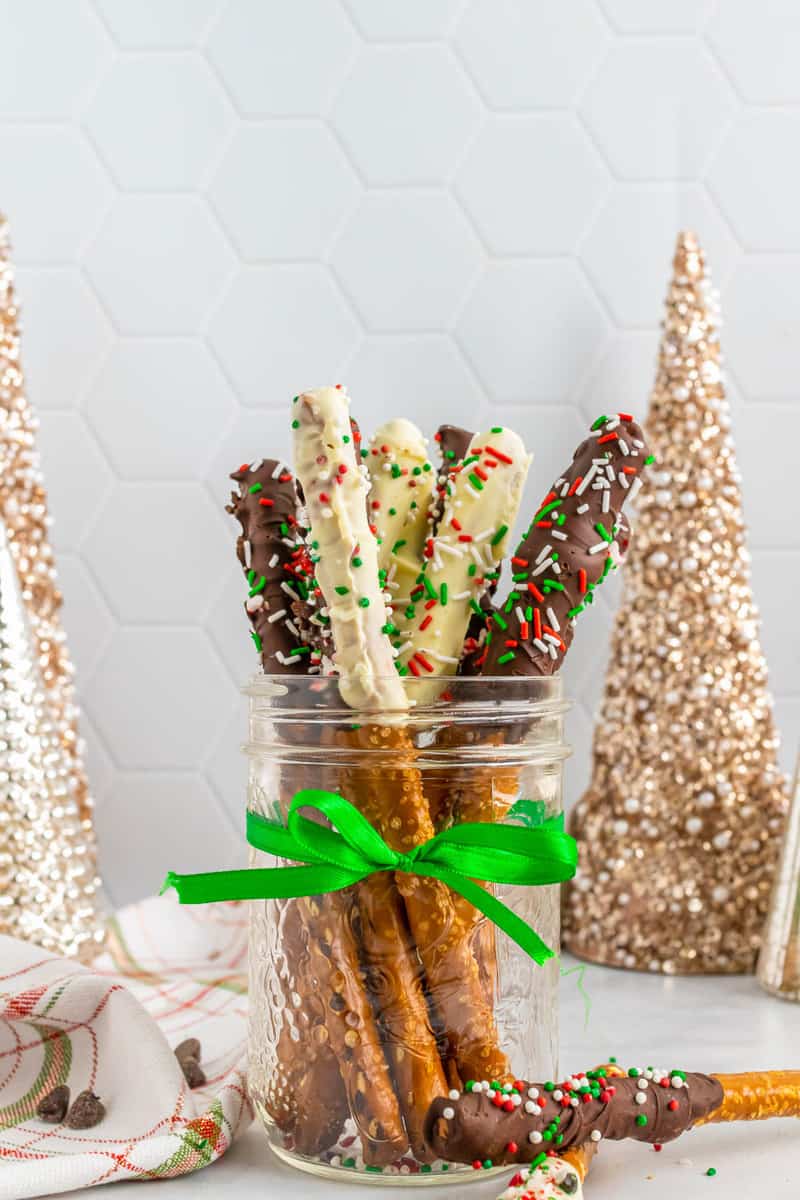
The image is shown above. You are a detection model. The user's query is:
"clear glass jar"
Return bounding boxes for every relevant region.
[245,675,570,1186]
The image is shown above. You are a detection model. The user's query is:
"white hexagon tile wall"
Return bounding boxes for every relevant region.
[1,0,797,905]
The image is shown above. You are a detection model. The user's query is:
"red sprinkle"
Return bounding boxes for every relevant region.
[485,444,513,464]
[425,598,438,610]
[654,1145,663,1153]
[371,500,381,510]
[618,411,633,421]
[458,534,473,543]
[319,492,330,503]
[519,621,529,639]
[578,569,588,594]
[528,583,545,602]
[511,556,529,568]
[513,1081,526,1092]
[659,1078,671,1088]
[600,1090,612,1104]
[598,432,618,444]
[537,1097,547,1109]
[279,472,292,482]
[668,1099,679,1112]
[472,1161,482,1171]
[414,653,434,673]
[451,517,463,531]
[474,465,489,482]
[505,639,518,648]
[502,1099,515,1113]
[568,476,583,496]
[623,465,638,475]
[419,615,432,631]
[258,497,274,507]
[407,658,421,677]
[506,1141,519,1155]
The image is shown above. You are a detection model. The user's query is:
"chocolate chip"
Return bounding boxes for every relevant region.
[174,1038,201,1065]
[180,1059,207,1089]
[37,1085,70,1123]
[66,1091,106,1129]
[329,993,346,1012]
[559,1172,579,1195]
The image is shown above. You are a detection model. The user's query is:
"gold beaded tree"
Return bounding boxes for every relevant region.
[0,213,103,956]
[563,232,788,975]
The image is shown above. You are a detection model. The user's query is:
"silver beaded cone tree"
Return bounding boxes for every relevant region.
[0,520,103,956]
[563,231,788,975]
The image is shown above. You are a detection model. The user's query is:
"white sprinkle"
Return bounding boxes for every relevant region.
[395,641,413,657]
[272,461,286,479]
[276,652,301,666]
[544,633,561,647]
[451,590,471,600]
[267,607,286,624]
[438,541,461,557]
[575,465,597,495]
[548,643,558,659]
[671,1076,684,1089]
[442,1107,455,1120]
[285,619,299,638]
[524,1100,537,1114]
[280,581,298,598]
[560,480,570,497]
[528,1130,543,1145]
[605,464,616,481]
[619,438,629,455]
[429,651,459,664]
[551,560,561,574]
[448,1090,460,1101]
[602,489,610,513]
[533,638,549,654]
[588,541,608,555]
[551,528,567,540]
[590,1130,602,1143]
[635,1091,647,1105]
[536,543,553,564]
[532,557,553,577]
[628,477,642,501]
[474,528,493,542]
[268,552,279,568]
[465,483,480,500]
[321,507,333,519]
[515,606,526,624]
[246,595,264,613]
[576,502,589,514]
[546,607,560,632]
[527,1087,539,1100]
[619,472,629,489]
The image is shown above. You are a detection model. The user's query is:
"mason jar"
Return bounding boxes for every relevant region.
[244,674,570,1186]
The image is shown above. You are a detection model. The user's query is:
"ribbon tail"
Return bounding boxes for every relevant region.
[163,863,366,904]
[410,863,555,966]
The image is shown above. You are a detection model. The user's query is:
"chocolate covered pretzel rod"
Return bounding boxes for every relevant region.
[293,388,452,1158]
[294,387,511,1090]
[482,414,651,677]
[228,459,323,672]
[395,425,531,697]
[425,1061,800,1168]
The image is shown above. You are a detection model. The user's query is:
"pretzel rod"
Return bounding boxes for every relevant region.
[426,1058,800,1167]
[267,899,349,1156]
[395,425,531,697]
[481,414,651,677]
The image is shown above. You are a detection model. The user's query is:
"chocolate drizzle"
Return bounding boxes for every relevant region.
[482,415,651,677]
[424,1069,724,1166]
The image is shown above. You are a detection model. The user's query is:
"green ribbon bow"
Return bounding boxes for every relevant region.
[163,789,577,966]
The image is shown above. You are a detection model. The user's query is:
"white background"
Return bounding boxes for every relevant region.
[1,0,797,907]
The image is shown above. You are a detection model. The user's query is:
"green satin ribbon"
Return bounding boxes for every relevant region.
[163,788,577,966]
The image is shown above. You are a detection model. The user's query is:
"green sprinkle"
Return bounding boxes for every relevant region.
[534,498,562,522]
[247,569,255,584]
[405,605,416,620]
[388,506,397,516]
[280,522,289,536]
[292,395,298,402]
[291,419,299,429]
[445,449,456,460]
[342,434,350,443]
[440,582,448,605]
[248,482,262,494]
[628,1068,641,1077]
[249,575,266,596]
[482,1160,492,1170]
[469,598,483,616]
[409,500,417,509]
[532,1152,547,1170]
[423,461,431,471]
[467,563,477,577]
[334,586,349,595]
[635,1115,648,1127]
[543,579,565,591]
[358,597,370,607]
[391,539,407,554]
[465,1080,476,1092]
[250,631,262,653]
[706,1168,717,1177]
[591,414,608,430]
[412,465,422,476]
[352,556,362,567]
[544,1081,555,1092]
[360,447,368,458]
[421,1164,432,1173]
[492,611,508,631]
[609,1056,617,1064]
[556,1134,564,1145]
[423,574,438,600]
[468,471,484,491]
[497,651,515,665]
[462,454,480,468]
[390,463,402,478]
[567,605,585,618]
[543,1131,553,1142]
[595,521,613,542]
[511,572,528,583]
[525,605,533,620]
[396,663,408,676]
[491,425,503,433]
[644,453,655,465]
[343,1157,356,1168]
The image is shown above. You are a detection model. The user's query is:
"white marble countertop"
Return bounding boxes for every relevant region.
[59,960,800,1200]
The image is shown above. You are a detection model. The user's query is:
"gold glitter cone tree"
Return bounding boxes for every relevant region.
[0,214,91,825]
[563,231,788,975]
[0,520,102,955]
[0,213,103,956]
